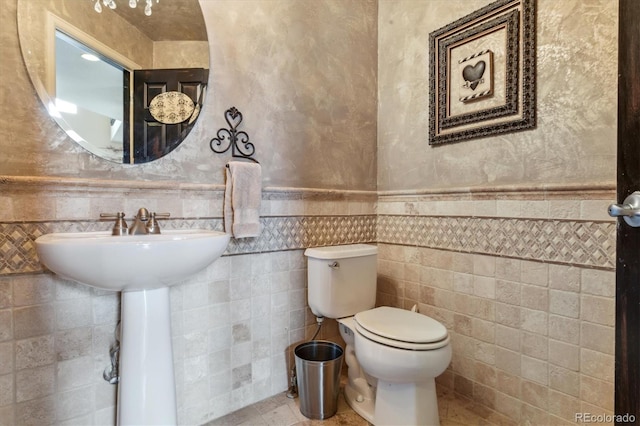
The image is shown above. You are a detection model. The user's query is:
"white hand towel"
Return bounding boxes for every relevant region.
[224,161,262,238]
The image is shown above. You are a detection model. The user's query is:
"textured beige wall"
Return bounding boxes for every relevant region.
[1,0,617,191]
[153,41,209,68]
[1,0,378,191]
[203,0,378,190]
[377,0,618,192]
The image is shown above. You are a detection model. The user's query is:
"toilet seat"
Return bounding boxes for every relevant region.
[354,306,449,350]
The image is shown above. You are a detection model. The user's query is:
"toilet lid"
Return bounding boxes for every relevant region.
[354,307,448,345]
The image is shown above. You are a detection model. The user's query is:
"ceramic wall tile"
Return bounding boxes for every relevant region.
[580,322,614,356]
[375,191,616,425]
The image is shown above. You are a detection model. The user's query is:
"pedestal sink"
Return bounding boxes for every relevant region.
[35,230,230,425]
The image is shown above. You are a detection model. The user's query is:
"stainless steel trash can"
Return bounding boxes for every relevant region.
[294,340,344,420]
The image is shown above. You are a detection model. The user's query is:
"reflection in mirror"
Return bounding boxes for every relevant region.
[17,0,209,164]
[55,31,125,162]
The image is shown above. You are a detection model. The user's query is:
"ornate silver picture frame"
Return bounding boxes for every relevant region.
[429,0,536,145]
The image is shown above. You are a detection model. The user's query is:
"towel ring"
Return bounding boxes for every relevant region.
[210,107,259,164]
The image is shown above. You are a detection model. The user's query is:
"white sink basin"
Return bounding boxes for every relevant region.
[35,229,230,291]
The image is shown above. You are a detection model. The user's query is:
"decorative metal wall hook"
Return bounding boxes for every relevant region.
[210,107,259,163]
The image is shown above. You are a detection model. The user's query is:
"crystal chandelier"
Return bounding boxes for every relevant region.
[93,0,159,16]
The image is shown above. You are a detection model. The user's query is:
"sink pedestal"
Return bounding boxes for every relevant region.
[118,287,177,425]
[34,229,231,425]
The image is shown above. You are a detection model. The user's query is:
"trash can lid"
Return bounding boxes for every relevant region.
[355,306,448,344]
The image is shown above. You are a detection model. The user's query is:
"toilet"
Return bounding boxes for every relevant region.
[304,244,452,426]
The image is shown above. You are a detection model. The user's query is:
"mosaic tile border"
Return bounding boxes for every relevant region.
[0,213,615,275]
[378,215,616,270]
[0,215,377,275]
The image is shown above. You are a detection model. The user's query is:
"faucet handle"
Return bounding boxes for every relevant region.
[146,212,170,234]
[100,212,128,236]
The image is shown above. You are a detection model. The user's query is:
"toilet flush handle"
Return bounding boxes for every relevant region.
[328,261,340,269]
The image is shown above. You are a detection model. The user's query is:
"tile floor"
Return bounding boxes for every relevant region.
[205,384,497,426]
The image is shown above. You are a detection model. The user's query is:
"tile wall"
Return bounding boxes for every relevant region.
[0,179,619,425]
[0,177,375,425]
[375,186,616,425]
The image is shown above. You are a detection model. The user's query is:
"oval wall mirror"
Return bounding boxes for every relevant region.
[17,0,209,164]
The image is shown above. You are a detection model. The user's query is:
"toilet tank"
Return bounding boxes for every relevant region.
[304,244,377,319]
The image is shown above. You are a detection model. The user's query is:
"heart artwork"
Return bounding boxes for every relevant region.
[462,61,486,90]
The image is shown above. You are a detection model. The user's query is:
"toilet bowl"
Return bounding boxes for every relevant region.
[338,307,451,425]
[304,245,452,426]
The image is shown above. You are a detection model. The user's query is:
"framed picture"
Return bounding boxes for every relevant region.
[429,0,536,145]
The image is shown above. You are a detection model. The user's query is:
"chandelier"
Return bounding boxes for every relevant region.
[93,0,159,16]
